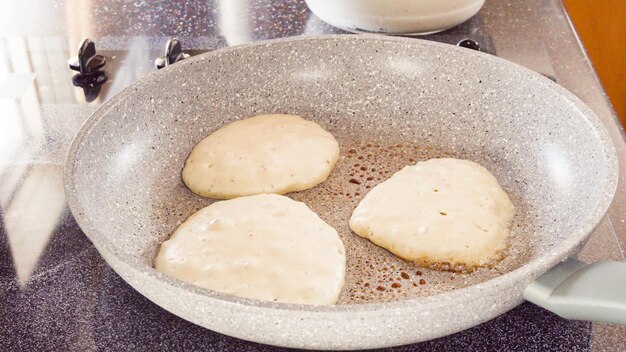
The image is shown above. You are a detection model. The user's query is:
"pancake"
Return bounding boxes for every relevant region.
[349,158,514,271]
[182,114,339,199]
[155,194,346,305]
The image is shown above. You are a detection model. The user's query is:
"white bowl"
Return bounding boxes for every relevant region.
[305,0,485,35]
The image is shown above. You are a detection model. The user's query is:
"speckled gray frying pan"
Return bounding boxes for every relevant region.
[64,35,624,350]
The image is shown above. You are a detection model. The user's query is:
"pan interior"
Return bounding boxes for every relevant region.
[70,37,613,304]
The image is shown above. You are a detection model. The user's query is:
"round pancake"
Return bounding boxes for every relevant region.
[155,194,346,305]
[349,158,515,271]
[182,114,340,199]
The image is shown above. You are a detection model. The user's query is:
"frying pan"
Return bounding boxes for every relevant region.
[64,35,624,350]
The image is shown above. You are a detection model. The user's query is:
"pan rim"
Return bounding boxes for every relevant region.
[63,34,619,313]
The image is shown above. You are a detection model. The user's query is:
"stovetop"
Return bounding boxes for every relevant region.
[0,1,624,351]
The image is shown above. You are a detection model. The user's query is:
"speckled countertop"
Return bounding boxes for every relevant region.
[0,1,624,351]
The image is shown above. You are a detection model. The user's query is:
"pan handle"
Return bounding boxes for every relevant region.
[524,258,626,324]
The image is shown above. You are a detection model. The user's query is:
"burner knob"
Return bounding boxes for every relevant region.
[68,39,106,75]
[456,39,481,51]
[155,38,190,69]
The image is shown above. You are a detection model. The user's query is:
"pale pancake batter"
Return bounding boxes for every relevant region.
[349,158,514,270]
[155,194,346,305]
[182,114,340,199]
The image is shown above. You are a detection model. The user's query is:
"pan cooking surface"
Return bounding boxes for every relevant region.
[79,34,608,304]
[149,117,536,304]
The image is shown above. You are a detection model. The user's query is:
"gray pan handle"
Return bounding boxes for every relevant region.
[524,258,626,324]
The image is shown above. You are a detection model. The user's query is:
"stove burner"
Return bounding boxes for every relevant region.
[155,38,191,69]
